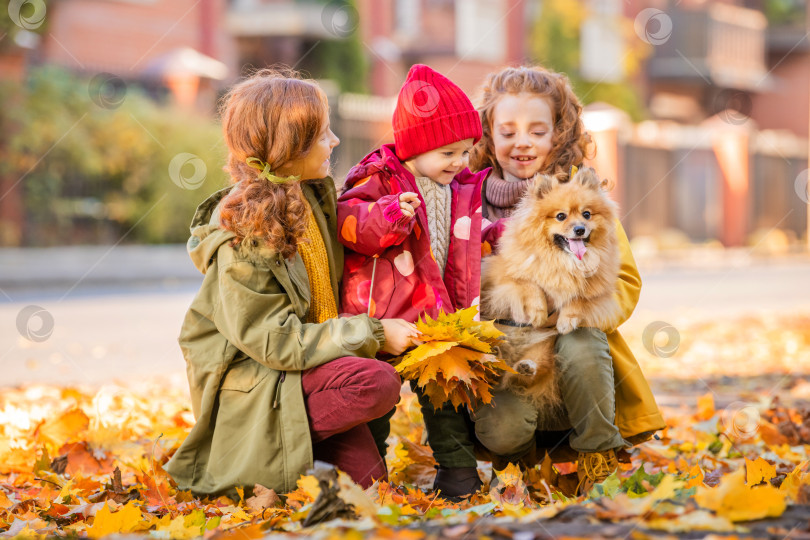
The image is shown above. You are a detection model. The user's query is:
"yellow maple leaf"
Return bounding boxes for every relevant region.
[336,471,377,519]
[491,463,530,510]
[779,461,809,501]
[36,408,89,448]
[285,474,321,509]
[416,347,479,386]
[389,439,438,489]
[415,307,504,345]
[696,393,715,421]
[685,464,705,489]
[85,501,143,538]
[494,463,523,486]
[469,319,504,346]
[395,308,508,410]
[745,457,776,486]
[396,341,457,372]
[695,468,787,522]
[160,510,207,539]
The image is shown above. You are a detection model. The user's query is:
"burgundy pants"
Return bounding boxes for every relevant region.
[301,356,401,488]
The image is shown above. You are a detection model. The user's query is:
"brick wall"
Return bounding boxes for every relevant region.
[40,0,237,80]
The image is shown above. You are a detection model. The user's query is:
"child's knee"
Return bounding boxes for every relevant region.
[342,357,401,416]
[369,361,402,411]
[555,327,611,370]
[475,414,535,456]
[473,395,537,456]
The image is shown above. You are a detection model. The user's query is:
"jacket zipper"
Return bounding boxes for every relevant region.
[367,255,378,316]
[272,372,286,409]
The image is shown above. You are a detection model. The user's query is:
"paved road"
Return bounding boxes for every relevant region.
[1,256,809,388]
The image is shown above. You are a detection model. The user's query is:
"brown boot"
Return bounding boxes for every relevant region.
[576,449,618,495]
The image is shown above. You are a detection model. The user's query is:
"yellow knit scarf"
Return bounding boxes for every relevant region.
[297,203,338,324]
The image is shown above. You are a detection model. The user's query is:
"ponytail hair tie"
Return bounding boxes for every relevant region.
[569,165,579,178]
[246,157,300,184]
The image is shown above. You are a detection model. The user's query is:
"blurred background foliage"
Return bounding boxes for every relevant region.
[0,0,50,54]
[0,67,228,246]
[530,0,647,121]
[304,0,368,93]
[764,0,806,26]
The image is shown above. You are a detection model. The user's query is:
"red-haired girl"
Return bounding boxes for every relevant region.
[166,69,418,497]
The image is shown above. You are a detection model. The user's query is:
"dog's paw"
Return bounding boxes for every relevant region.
[556,314,580,334]
[522,302,548,327]
[515,359,537,377]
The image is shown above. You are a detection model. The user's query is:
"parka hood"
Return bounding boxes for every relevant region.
[342,145,398,191]
[186,186,237,274]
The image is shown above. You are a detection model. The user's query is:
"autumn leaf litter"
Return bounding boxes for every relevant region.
[1,313,810,537]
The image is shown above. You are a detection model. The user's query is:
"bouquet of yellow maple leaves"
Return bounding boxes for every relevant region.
[394,306,514,410]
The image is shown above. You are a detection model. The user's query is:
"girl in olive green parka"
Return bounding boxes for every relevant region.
[165,69,418,498]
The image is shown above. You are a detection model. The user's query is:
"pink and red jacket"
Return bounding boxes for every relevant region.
[337,144,490,323]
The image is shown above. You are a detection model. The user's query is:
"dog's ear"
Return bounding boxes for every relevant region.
[532,174,556,199]
[575,167,603,191]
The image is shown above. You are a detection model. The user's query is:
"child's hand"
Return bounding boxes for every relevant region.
[380,318,421,355]
[398,192,421,218]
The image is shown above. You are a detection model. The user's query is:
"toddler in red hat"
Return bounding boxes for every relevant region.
[337,64,491,498]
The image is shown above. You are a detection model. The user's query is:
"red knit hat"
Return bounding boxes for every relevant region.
[393,64,482,161]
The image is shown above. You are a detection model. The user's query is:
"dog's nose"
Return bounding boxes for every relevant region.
[574,225,586,237]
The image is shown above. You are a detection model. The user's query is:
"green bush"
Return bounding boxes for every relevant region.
[1,66,229,246]
[764,0,806,26]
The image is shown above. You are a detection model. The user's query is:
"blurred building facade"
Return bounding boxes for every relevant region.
[37,0,238,110]
[224,0,531,182]
[584,0,809,248]
[1,0,808,248]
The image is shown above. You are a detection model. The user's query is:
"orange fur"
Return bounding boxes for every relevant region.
[481,167,622,411]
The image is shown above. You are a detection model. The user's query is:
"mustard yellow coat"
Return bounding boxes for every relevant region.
[605,222,666,441]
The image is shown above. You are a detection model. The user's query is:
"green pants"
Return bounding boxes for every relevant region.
[472,327,627,462]
[370,327,625,466]
[366,382,478,467]
[368,405,397,459]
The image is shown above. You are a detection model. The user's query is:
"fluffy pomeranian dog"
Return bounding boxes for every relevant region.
[480,166,622,411]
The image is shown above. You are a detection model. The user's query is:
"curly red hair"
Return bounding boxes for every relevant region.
[218,68,328,258]
[470,65,594,179]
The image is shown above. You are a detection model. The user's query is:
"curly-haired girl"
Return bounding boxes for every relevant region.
[470,65,665,494]
[165,68,419,497]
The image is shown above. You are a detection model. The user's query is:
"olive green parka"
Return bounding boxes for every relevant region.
[165,179,385,497]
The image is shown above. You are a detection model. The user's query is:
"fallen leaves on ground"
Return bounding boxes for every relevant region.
[2,313,810,537]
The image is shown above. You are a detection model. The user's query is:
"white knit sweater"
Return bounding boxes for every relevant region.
[414,176,451,276]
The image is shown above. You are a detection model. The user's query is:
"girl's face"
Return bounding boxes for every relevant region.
[404,138,474,185]
[492,93,554,180]
[287,110,340,180]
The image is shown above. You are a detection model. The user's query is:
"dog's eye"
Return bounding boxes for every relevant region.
[582,211,591,220]
[555,213,566,221]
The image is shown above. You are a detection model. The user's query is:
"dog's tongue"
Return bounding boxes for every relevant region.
[568,238,587,260]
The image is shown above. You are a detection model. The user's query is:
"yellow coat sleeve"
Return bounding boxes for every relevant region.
[608,220,641,332]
